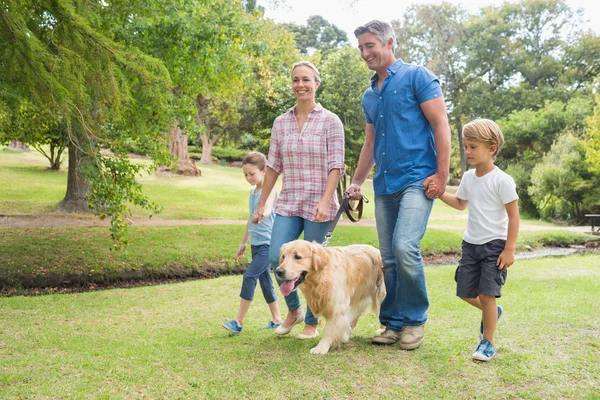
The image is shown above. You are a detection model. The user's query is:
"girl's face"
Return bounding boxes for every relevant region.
[291,65,319,102]
[242,164,265,186]
[463,138,496,166]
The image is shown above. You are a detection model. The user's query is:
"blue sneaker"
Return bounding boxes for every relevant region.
[258,321,282,331]
[472,339,496,361]
[479,305,503,340]
[222,320,242,334]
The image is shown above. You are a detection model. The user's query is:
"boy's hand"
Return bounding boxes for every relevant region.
[252,205,265,224]
[497,249,515,270]
[236,244,246,259]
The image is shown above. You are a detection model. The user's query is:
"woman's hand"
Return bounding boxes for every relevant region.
[252,205,265,224]
[313,200,330,222]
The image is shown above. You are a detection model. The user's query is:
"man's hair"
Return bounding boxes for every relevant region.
[291,60,321,83]
[462,119,505,159]
[354,20,397,52]
[242,151,267,170]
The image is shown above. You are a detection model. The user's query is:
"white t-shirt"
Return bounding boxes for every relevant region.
[456,166,519,245]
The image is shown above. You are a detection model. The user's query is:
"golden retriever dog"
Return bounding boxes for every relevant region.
[276,240,386,354]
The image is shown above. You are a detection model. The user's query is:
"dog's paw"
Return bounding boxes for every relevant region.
[310,344,330,354]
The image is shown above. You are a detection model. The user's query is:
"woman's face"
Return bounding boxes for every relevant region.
[291,65,319,102]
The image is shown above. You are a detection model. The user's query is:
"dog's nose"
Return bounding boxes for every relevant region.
[275,268,285,280]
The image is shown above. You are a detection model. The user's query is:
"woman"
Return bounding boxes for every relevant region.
[253,61,345,339]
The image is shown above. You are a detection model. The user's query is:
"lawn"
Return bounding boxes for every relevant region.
[0,255,598,399]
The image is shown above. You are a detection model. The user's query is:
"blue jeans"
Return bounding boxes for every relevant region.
[240,244,277,304]
[269,215,330,326]
[374,179,433,331]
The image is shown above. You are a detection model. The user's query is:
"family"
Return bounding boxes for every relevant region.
[221,20,520,362]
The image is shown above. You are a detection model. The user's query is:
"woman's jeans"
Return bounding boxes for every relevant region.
[374,179,433,331]
[269,215,330,326]
[240,244,277,304]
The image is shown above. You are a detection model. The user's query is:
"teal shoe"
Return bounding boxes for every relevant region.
[222,320,242,334]
[472,339,496,362]
[259,321,283,331]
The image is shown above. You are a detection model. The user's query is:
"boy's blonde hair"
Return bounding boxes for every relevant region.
[291,60,321,83]
[242,151,267,170]
[462,119,505,159]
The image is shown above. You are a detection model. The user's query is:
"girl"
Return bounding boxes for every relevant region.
[222,152,282,333]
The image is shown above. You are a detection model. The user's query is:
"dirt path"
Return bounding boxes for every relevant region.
[0,213,591,233]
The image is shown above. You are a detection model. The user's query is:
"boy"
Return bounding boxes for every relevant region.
[428,119,520,361]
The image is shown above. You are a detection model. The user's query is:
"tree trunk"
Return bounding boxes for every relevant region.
[163,121,201,176]
[55,142,91,213]
[200,134,214,164]
[6,141,30,152]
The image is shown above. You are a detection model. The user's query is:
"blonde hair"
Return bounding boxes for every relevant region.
[291,60,321,83]
[462,119,505,159]
[242,151,267,170]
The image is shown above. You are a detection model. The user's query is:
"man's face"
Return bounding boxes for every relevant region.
[357,32,393,71]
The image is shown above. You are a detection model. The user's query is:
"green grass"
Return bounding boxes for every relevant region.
[1,255,598,398]
[0,147,548,225]
[1,224,595,293]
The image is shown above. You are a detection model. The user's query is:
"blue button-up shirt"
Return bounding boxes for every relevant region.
[362,59,443,195]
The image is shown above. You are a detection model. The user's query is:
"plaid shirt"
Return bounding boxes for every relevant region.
[267,104,345,221]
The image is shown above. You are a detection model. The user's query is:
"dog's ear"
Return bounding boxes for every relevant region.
[309,241,329,272]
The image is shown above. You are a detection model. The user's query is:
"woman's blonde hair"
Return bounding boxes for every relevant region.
[291,60,321,83]
[462,119,505,159]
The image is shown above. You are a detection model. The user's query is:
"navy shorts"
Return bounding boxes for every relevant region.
[455,239,508,298]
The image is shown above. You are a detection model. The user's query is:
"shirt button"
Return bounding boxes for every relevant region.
[382,134,385,136]
[380,115,383,118]
[394,90,397,93]
[380,96,382,99]
[383,152,386,155]
[384,170,387,174]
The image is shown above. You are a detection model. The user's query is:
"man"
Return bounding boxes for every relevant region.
[348,20,451,350]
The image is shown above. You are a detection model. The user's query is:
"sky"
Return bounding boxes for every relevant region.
[257,0,600,44]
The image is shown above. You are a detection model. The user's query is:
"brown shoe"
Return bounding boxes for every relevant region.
[371,329,402,345]
[399,325,424,350]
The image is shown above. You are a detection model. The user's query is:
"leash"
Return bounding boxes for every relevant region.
[322,191,369,247]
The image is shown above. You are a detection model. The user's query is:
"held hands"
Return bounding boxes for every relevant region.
[423,173,447,199]
[496,249,515,270]
[252,205,265,224]
[347,183,362,201]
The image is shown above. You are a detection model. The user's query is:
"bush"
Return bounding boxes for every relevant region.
[211,146,247,162]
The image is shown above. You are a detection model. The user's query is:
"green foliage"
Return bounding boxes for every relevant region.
[505,164,538,218]
[210,146,248,162]
[319,46,373,180]
[586,94,600,174]
[283,15,348,55]
[529,133,599,222]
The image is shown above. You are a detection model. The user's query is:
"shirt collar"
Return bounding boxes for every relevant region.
[370,58,405,84]
[286,103,323,114]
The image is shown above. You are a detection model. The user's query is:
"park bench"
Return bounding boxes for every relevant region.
[585,214,600,235]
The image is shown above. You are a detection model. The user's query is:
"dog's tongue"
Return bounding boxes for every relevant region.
[280,279,295,297]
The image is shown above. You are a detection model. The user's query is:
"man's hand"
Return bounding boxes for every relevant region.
[347,183,362,201]
[423,173,447,199]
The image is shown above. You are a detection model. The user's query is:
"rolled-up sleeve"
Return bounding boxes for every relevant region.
[267,119,283,174]
[327,114,345,176]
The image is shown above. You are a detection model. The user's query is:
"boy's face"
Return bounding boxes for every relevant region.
[463,138,496,166]
[242,164,265,186]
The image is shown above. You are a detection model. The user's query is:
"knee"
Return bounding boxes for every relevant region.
[393,241,419,263]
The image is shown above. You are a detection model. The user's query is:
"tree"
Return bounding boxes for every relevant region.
[392,3,470,176]
[283,15,348,55]
[319,46,373,189]
[586,94,600,174]
[529,133,599,222]
[1,0,173,247]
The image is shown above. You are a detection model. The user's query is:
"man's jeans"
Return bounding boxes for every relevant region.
[269,215,330,326]
[374,179,433,331]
